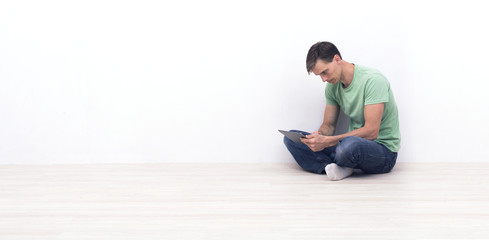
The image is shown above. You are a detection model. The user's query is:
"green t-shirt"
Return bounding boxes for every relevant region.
[325,65,400,152]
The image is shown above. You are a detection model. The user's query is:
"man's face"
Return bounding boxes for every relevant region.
[312,57,340,84]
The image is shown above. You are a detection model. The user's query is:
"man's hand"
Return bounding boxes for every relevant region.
[300,131,339,152]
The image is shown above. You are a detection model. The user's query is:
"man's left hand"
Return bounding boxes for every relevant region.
[300,132,339,152]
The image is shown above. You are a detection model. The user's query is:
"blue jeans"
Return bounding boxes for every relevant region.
[283,130,397,174]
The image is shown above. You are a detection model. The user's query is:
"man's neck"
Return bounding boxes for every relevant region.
[339,61,355,88]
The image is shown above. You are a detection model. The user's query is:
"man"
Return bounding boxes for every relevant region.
[283,41,400,181]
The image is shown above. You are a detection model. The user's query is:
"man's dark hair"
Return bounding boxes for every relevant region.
[306,41,342,73]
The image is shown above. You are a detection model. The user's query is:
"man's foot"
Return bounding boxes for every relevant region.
[325,163,353,181]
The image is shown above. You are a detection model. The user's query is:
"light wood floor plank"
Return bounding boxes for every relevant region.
[1,162,488,239]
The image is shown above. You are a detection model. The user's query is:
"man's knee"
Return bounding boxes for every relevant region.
[335,136,363,166]
[336,136,362,155]
[283,134,295,148]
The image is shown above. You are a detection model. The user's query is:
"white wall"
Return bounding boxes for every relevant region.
[1,0,488,164]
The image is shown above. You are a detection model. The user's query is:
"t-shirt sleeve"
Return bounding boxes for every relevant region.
[364,74,390,105]
[325,84,338,105]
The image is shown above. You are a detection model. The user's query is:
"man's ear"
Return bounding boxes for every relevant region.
[334,54,342,63]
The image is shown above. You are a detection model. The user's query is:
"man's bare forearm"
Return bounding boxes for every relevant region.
[319,124,335,136]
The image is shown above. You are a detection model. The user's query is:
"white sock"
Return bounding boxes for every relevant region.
[325,163,353,181]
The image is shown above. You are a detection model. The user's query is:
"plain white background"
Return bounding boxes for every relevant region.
[1,0,488,164]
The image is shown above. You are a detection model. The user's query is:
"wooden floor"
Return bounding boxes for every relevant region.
[1,162,489,240]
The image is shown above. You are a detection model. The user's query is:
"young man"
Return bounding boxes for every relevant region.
[283,41,400,181]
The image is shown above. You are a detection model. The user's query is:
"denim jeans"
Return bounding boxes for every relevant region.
[283,130,397,174]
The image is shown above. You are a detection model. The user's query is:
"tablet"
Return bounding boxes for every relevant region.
[278,130,306,144]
